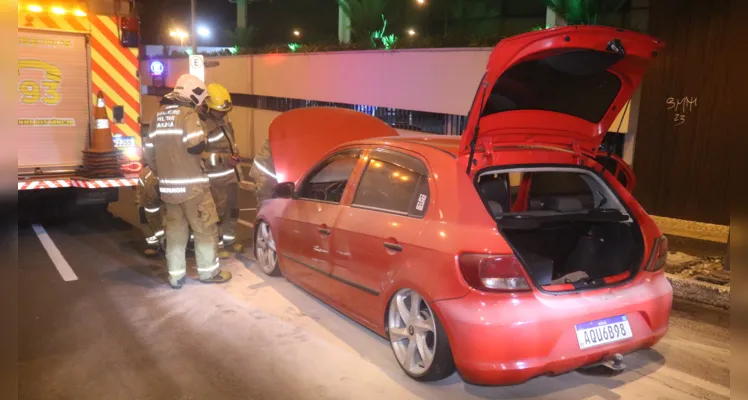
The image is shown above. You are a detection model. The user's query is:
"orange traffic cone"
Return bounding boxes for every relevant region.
[80,91,123,178]
[89,91,116,152]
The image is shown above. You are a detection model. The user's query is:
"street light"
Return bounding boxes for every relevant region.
[416,0,425,5]
[293,29,301,37]
[407,28,416,36]
[169,28,189,47]
[197,26,210,38]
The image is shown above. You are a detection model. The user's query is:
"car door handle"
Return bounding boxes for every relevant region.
[318,225,331,236]
[383,242,403,252]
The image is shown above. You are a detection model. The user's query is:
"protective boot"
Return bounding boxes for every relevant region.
[169,276,187,289]
[199,270,232,284]
[218,235,231,259]
[218,248,232,259]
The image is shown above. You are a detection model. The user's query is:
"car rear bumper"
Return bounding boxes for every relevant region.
[432,272,672,386]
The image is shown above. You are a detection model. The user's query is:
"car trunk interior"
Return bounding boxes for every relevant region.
[476,168,644,289]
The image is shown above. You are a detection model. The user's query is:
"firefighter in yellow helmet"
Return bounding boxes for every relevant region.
[199,83,242,259]
[135,164,164,256]
[143,74,231,288]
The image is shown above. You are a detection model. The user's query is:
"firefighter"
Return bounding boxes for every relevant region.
[143,73,231,288]
[200,83,242,259]
[247,138,278,209]
[135,164,164,256]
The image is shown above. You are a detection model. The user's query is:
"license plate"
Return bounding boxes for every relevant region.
[575,315,633,350]
[113,136,136,149]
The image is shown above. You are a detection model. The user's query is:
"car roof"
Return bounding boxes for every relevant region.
[354,134,462,158]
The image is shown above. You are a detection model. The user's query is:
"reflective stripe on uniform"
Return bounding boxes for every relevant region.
[208,132,225,143]
[145,142,154,148]
[160,177,209,185]
[197,260,220,273]
[223,235,235,241]
[210,153,216,166]
[146,229,164,244]
[145,206,160,213]
[169,269,186,276]
[253,160,277,180]
[149,129,184,138]
[208,169,234,179]
[182,130,205,143]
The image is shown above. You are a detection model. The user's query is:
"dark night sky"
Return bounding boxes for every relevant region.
[137,0,339,46]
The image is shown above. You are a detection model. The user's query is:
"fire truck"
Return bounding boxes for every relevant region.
[17,0,142,221]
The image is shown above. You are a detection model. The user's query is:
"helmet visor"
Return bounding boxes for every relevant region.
[212,99,232,112]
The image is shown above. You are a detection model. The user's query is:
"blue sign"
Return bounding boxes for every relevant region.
[150,61,165,76]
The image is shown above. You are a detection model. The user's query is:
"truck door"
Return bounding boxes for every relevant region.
[18,29,89,173]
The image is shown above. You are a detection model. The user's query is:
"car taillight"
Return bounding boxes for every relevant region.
[458,254,532,292]
[644,235,668,272]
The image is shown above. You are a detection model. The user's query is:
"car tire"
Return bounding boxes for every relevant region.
[254,220,280,276]
[387,288,456,381]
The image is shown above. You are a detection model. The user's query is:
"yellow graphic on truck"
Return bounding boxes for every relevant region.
[18,60,62,106]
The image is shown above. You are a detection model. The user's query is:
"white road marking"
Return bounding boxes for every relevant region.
[32,224,78,282]
[237,219,254,228]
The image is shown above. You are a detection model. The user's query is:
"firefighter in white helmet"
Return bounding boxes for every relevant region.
[199,83,242,259]
[143,73,231,288]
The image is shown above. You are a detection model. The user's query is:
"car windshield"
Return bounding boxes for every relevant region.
[481,50,623,123]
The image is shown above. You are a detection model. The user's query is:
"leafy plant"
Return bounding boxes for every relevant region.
[369,15,398,49]
[288,42,302,52]
[223,26,257,49]
[544,0,628,25]
[337,0,390,43]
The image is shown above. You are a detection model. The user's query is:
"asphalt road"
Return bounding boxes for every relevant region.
[17,206,730,400]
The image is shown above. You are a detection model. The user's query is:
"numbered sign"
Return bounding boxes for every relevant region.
[189,54,204,82]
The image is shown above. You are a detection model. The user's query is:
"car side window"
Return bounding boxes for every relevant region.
[298,150,359,204]
[352,149,430,217]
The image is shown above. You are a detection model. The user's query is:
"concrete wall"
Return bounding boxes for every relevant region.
[141,48,637,159]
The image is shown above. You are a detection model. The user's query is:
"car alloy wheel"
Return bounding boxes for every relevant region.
[254,221,279,276]
[388,288,439,377]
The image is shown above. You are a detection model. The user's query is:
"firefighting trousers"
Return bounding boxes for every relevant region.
[210,179,239,245]
[144,203,165,247]
[163,191,221,283]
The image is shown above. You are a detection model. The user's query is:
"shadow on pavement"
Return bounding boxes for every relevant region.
[233,253,667,400]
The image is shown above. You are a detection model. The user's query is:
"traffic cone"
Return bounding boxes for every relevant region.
[90,91,116,152]
[80,91,123,178]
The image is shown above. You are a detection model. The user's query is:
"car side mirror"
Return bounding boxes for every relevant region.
[273,182,295,199]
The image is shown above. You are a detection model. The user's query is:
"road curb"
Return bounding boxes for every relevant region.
[665,273,729,310]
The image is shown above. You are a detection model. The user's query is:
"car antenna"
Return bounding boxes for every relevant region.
[466,80,490,176]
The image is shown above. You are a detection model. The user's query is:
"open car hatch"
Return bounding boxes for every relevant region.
[268,107,398,184]
[459,25,663,159]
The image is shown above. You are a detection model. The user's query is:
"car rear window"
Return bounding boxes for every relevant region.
[481,50,623,123]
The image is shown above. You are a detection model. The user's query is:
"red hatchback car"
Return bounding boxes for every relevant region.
[253,26,672,385]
